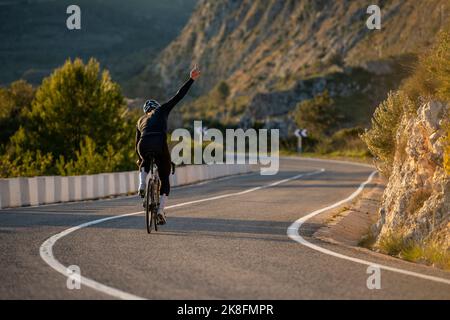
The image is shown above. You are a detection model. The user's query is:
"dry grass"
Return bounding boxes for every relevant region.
[403,29,450,103]
[358,229,377,249]
[420,245,450,270]
[377,233,406,256]
[376,233,450,271]
[444,122,450,175]
[324,206,351,225]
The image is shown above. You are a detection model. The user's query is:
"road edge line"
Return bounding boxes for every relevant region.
[287,171,450,286]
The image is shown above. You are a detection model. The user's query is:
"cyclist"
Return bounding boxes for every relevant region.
[136,65,201,224]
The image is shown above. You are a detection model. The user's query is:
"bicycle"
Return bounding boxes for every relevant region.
[142,152,159,233]
[142,152,175,234]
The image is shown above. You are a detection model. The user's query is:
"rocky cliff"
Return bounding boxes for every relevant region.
[141,0,448,127]
[375,101,449,250]
[156,0,447,92]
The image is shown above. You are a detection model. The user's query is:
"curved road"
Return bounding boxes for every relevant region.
[1,158,449,299]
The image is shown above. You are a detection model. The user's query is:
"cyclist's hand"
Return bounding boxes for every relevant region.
[190,64,201,80]
[136,159,142,167]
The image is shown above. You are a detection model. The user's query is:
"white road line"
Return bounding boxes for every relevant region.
[281,156,375,169]
[287,171,450,286]
[40,168,324,300]
[40,212,146,300]
[174,172,259,189]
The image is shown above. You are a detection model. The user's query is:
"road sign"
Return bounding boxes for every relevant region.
[294,128,308,153]
[295,129,308,138]
[301,129,308,137]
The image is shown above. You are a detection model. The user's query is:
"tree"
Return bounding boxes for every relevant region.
[294,91,341,138]
[215,81,230,102]
[0,80,35,147]
[13,58,128,160]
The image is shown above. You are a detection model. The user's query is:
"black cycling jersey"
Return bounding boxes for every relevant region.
[135,77,194,196]
[135,77,194,155]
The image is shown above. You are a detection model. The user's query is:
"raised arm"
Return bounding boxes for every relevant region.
[160,65,201,114]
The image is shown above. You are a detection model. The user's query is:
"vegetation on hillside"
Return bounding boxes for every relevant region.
[293,91,339,138]
[148,0,448,162]
[360,29,450,267]
[1,3,448,178]
[362,29,450,177]
[0,59,139,178]
[0,80,35,147]
[157,0,447,93]
[288,91,369,158]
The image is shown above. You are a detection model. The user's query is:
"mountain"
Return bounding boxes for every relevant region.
[143,0,448,132]
[0,0,197,94]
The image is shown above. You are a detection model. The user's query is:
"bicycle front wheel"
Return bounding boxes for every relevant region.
[150,179,158,232]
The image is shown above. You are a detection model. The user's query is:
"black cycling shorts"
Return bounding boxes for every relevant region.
[137,133,172,195]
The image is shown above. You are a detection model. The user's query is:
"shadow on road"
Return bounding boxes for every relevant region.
[0,209,323,245]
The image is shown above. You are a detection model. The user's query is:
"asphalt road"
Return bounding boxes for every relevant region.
[1,158,449,299]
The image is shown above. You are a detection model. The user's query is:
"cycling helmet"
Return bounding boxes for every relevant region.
[143,99,160,113]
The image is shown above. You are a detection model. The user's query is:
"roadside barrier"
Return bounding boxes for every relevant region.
[0,164,253,209]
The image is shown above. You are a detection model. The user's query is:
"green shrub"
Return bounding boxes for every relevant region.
[293,91,342,138]
[0,80,35,148]
[214,81,231,102]
[421,245,450,270]
[0,150,54,178]
[403,29,450,104]
[361,92,412,177]
[362,29,450,178]
[401,245,424,263]
[377,232,407,256]
[56,137,125,176]
[316,127,369,156]
[15,58,128,159]
[0,58,137,178]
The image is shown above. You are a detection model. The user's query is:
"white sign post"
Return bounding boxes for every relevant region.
[294,129,308,153]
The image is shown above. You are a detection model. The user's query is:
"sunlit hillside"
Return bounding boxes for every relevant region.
[140,0,447,133]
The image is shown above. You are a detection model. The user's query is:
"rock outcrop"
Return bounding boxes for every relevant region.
[152,0,447,97]
[141,0,448,127]
[375,101,449,249]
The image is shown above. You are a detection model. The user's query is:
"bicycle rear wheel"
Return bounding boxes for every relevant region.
[145,178,153,234]
[150,179,158,232]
